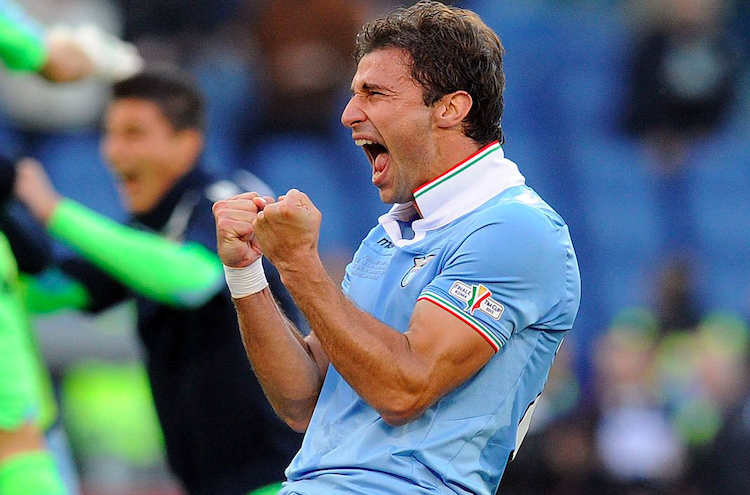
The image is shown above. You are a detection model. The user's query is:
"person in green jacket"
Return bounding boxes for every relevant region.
[14,70,303,495]
[0,3,140,489]
[0,158,67,495]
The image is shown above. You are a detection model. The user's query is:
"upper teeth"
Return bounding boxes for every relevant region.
[355,139,375,147]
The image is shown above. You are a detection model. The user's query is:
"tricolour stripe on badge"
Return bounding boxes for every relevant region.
[413,141,501,199]
[418,290,502,352]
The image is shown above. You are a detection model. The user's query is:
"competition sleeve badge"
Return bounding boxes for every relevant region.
[401,254,436,287]
[449,281,505,319]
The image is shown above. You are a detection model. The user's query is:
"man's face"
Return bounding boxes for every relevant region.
[341,48,437,204]
[102,98,192,214]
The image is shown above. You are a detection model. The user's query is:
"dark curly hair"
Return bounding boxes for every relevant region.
[355,1,505,145]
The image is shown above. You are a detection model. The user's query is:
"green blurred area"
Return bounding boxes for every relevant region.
[61,361,165,466]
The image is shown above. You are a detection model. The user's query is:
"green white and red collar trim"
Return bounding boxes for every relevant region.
[413,141,503,200]
[413,141,525,226]
[378,141,525,245]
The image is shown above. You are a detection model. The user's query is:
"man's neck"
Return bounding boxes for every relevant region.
[431,135,484,181]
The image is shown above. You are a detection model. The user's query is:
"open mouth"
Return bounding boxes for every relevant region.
[355,139,390,184]
[120,171,137,182]
[116,170,140,193]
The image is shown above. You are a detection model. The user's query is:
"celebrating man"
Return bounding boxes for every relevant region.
[213,2,581,494]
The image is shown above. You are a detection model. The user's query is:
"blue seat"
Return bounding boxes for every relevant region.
[463,0,566,140]
[555,7,632,137]
[191,53,259,175]
[243,133,380,255]
[685,132,750,315]
[570,135,667,320]
[34,132,125,222]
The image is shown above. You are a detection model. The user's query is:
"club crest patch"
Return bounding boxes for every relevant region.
[401,254,436,287]
[449,281,505,320]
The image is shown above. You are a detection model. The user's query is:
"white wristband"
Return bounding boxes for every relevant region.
[223,258,268,298]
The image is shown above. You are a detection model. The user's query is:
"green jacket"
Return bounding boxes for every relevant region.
[0,231,56,431]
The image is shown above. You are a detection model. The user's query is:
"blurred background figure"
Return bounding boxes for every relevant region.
[0,6,139,493]
[593,311,687,494]
[1,0,749,494]
[0,0,142,130]
[0,0,141,83]
[13,69,303,495]
[0,156,73,495]
[248,0,365,137]
[623,0,741,173]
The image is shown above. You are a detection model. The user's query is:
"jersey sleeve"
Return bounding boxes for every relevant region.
[418,205,568,352]
[48,199,224,308]
[0,0,48,72]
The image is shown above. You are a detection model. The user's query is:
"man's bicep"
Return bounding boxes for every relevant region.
[404,299,495,405]
[305,331,330,380]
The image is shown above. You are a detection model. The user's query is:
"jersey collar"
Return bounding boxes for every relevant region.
[377,141,525,246]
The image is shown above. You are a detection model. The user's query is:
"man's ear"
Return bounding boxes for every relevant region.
[435,91,473,130]
[177,128,204,162]
[175,129,204,170]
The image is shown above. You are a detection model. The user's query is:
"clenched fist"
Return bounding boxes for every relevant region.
[253,189,322,273]
[212,192,274,268]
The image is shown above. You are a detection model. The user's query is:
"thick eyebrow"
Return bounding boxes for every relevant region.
[350,82,390,94]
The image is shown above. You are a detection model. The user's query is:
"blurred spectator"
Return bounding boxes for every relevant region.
[593,311,687,491]
[697,388,750,494]
[654,258,701,334]
[14,69,303,495]
[594,310,660,409]
[244,0,369,137]
[655,313,749,495]
[623,0,742,173]
[0,157,75,495]
[0,0,141,131]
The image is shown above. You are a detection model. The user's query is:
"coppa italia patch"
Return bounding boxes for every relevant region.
[449,281,505,320]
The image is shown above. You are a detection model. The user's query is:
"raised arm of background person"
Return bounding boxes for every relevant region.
[0,0,95,81]
[0,203,95,314]
[0,0,48,72]
[214,192,327,431]
[0,0,141,82]
[14,159,224,308]
[250,190,496,427]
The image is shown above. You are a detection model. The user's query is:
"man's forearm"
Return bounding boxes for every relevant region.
[234,287,324,432]
[278,258,428,425]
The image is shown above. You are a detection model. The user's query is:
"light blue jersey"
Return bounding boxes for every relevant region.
[280,142,581,495]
